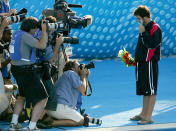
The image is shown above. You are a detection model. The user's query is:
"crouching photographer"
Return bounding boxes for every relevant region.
[44,60,93,127]
[42,60,102,127]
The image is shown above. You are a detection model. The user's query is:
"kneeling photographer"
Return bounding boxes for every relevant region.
[46,60,89,127]
[44,60,101,127]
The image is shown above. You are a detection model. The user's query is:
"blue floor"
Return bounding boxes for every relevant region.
[0,57,176,130]
[140,128,176,131]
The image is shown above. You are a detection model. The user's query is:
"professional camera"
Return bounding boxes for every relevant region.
[42,0,90,36]
[6,14,26,23]
[0,8,28,24]
[37,20,64,32]
[37,21,79,44]
[50,32,79,46]
[79,62,95,70]
[83,114,102,127]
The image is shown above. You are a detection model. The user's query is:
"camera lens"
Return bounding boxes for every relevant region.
[7,14,25,23]
[85,62,95,69]
[84,115,102,126]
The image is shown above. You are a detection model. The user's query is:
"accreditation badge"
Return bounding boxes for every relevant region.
[65,45,72,57]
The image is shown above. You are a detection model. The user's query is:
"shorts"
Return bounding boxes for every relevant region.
[47,104,84,122]
[11,65,48,107]
[136,61,158,96]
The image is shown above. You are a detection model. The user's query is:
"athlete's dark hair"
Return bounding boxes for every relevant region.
[20,16,38,32]
[133,5,151,18]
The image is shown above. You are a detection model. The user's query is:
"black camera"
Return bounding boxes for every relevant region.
[42,0,89,36]
[84,114,102,127]
[50,32,79,46]
[79,62,95,70]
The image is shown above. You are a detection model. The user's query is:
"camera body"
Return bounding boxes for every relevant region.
[79,62,95,70]
[50,32,79,46]
[42,0,89,36]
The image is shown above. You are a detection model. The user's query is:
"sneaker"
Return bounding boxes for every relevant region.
[9,123,23,131]
[25,127,40,131]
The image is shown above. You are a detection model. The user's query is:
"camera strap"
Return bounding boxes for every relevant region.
[86,80,92,96]
[61,43,68,62]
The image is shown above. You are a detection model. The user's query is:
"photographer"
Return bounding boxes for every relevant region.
[46,60,89,127]
[0,16,11,131]
[0,26,12,84]
[57,15,93,79]
[33,16,64,115]
[0,16,11,106]
[0,26,20,124]
[9,16,48,131]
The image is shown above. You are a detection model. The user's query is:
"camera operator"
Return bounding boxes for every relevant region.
[33,16,64,114]
[0,26,12,84]
[9,16,48,131]
[0,26,20,123]
[0,16,11,103]
[57,15,93,79]
[45,60,89,127]
[0,0,16,16]
[0,16,12,131]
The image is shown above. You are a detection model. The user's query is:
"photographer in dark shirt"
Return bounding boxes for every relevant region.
[0,16,11,131]
[0,26,12,84]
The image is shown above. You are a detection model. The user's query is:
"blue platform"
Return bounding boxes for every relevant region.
[1,57,176,130]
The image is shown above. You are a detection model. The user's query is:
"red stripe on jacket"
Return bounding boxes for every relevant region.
[149,21,158,36]
[146,21,158,62]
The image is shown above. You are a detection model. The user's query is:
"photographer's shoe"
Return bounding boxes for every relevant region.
[37,121,52,129]
[25,127,40,131]
[9,123,23,131]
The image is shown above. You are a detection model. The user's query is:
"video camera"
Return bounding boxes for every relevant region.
[0,8,27,24]
[42,0,90,44]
